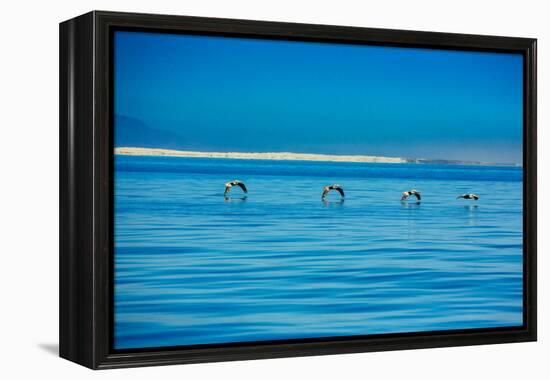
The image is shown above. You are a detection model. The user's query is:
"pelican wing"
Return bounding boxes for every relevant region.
[236,182,248,193]
[321,188,329,199]
[472,194,479,200]
[413,192,421,200]
[334,186,345,197]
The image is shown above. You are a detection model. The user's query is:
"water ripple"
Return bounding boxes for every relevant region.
[114,157,523,349]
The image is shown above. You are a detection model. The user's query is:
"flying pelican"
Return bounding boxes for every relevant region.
[322,184,345,200]
[224,180,248,196]
[401,189,421,201]
[457,193,479,200]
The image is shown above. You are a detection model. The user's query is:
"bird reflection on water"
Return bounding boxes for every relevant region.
[463,204,479,226]
[322,199,345,207]
[224,195,248,202]
[400,200,421,208]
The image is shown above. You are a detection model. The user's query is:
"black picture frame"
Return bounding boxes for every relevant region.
[59,10,537,369]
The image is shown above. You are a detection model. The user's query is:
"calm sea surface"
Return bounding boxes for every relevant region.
[114,155,523,349]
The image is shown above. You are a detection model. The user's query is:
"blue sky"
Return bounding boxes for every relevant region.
[114,31,523,164]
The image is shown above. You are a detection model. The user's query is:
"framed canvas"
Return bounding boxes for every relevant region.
[59,11,537,369]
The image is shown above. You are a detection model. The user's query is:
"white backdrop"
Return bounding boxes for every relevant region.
[0,0,547,378]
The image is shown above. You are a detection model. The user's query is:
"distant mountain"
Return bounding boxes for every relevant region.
[114,115,185,149]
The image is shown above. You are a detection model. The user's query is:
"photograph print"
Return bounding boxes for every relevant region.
[113,30,524,350]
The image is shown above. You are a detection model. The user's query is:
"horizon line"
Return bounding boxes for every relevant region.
[114,147,522,167]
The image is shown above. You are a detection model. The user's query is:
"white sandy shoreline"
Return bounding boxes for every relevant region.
[115,147,408,164]
[114,147,520,167]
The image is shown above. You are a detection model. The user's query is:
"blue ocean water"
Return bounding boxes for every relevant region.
[114,156,523,350]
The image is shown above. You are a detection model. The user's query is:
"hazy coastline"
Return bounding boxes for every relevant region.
[114,147,519,167]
